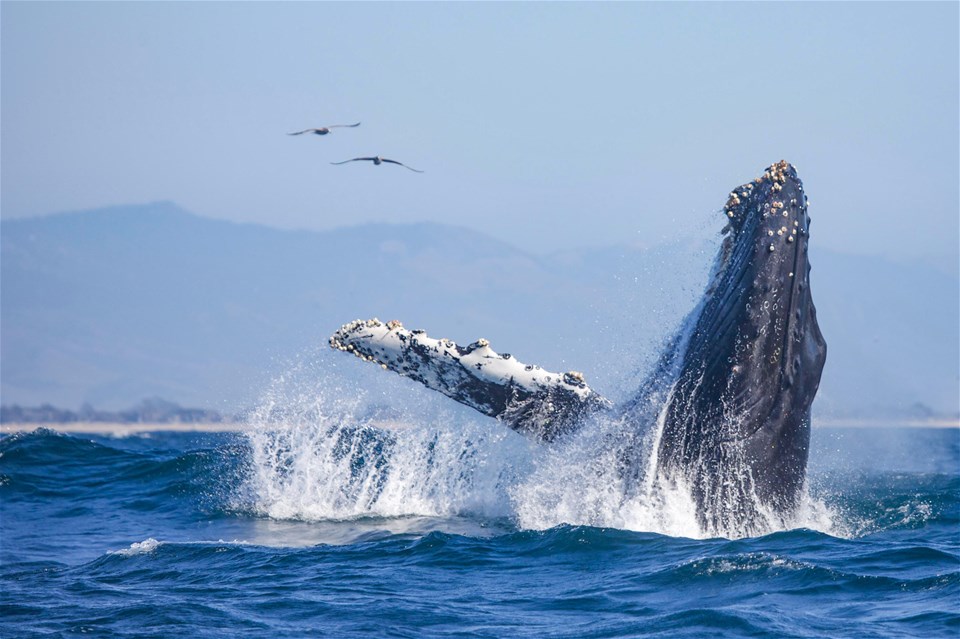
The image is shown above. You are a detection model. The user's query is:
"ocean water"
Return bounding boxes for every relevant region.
[2,413,957,638]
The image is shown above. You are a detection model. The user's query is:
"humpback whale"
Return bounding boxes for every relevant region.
[329,161,826,536]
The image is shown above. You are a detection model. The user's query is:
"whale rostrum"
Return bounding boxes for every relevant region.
[329,161,827,536]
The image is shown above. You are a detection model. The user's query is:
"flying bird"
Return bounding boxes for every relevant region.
[331,156,424,173]
[288,122,361,136]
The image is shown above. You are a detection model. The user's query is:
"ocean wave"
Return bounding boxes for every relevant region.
[0,428,246,514]
[3,517,957,639]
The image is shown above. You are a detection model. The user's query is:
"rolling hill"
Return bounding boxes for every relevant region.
[2,202,957,420]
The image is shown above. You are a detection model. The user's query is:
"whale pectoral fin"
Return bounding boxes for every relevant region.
[329,318,609,442]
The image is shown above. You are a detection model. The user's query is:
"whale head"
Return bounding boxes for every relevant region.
[656,161,827,535]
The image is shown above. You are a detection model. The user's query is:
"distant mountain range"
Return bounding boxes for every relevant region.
[2,202,957,420]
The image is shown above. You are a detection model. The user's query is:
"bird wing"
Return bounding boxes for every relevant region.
[328,122,361,128]
[331,157,375,165]
[382,158,424,173]
[287,129,319,135]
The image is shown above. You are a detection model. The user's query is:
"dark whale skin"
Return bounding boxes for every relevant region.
[654,161,827,533]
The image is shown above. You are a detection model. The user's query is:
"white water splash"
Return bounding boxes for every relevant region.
[510,446,704,537]
[242,353,537,523]
[241,349,839,540]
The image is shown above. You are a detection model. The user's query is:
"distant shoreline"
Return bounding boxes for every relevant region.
[0,422,254,435]
[813,417,960,428]
[1,418,957,436]
[811,418,959,430]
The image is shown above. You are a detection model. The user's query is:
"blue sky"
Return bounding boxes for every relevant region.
[2,2,958,267]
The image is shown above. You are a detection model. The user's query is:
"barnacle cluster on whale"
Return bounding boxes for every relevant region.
[330,317,608,441]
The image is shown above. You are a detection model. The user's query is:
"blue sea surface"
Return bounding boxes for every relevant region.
[1,426,957,638]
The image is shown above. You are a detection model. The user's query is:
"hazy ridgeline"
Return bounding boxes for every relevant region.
[2,202,957,420]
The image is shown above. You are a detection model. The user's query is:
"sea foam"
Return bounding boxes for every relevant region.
[240,351,840,540]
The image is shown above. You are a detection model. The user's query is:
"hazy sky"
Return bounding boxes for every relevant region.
[2,2,958,266]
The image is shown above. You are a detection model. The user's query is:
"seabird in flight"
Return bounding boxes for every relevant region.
[288,122,361,136]
[331,156,424,173]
